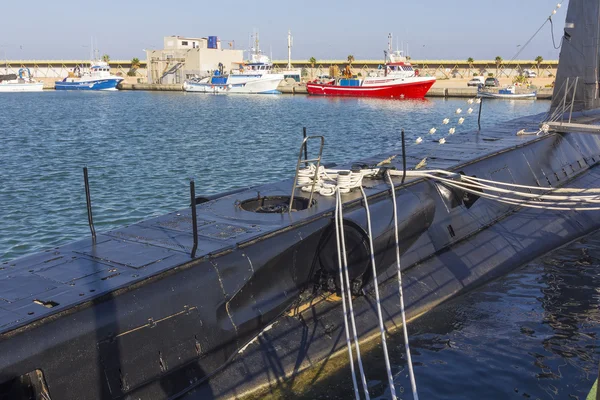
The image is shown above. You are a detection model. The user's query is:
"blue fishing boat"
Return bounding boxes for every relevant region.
[55,61,123,91]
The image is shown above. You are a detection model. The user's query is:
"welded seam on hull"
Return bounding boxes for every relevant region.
[210,260,238,334]
[245,255,254,273]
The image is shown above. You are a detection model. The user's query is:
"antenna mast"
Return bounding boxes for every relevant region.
[288,30,292,69]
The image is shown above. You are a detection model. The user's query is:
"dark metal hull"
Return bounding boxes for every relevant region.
[2,111,600,399]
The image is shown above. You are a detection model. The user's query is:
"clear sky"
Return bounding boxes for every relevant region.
[0,0,566,61]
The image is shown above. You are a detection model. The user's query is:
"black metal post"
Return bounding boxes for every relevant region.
[477,97,484,130]
[401,129,406,184]
[302,127,308,166]
[190,179,198,259]
[83,166,96,242]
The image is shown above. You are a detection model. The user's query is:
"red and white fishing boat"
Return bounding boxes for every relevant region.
[307,42,435,99]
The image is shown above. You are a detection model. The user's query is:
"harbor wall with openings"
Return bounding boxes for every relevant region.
[273,59,558,79]
[0,60,147,79]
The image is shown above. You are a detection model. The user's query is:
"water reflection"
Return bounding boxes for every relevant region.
[298,230,600,399]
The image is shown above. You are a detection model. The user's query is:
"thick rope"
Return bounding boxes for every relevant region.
[386,172,419,400]
[336,188,370,399]
[359,186,398,400]
[334,189,361,400]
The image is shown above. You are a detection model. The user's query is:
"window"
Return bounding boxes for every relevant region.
[181,41,188,46]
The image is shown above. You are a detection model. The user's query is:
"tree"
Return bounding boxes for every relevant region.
[128,57,141,77]
[309,57,316,78]
[535,55,543,76]
[467,57,474,77]
[347,55,355,65]
[494,56,503,77]
[102,54,110,62]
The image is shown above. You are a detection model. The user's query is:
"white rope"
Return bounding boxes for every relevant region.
[336,188,371,399]
[359,186,398,400]
[391,170,600,211]
[334,188,361,400]
[386,172,419,400]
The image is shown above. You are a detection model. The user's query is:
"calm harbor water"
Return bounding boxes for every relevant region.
[2,91,597,399]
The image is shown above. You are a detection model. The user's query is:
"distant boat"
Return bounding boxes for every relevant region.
[55,61,123,91]
[0,68,43,92]
[184,33,288,95]
[478,85,537,99]
[306,48,435,99]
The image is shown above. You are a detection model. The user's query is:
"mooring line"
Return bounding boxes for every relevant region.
[336,188,370,399]
[334,188,360,400]
[387,171,419,400]
[359,186,398,400]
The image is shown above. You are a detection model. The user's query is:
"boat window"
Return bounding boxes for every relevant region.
[182,41,188,46]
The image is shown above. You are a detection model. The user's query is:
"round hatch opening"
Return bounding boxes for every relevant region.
[239,196,315,213]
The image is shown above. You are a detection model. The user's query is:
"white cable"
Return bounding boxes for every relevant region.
[334,189,361,400]
[462,175,600,194]
[386,172,419,400]
[337,189,371,399]
[359,186,398,400]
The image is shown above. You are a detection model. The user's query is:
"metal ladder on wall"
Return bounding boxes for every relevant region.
[289,135,325,211]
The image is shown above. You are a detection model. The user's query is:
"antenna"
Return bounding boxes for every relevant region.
[288,30,292,70]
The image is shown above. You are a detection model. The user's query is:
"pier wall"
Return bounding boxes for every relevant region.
[3,59,557,80]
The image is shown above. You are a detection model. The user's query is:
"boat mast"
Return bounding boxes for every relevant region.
[287,30,292,70]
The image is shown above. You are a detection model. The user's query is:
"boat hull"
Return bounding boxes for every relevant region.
[54,78,123,91]
[478,91,537,99]
[307,77,435,98]
[184,76,283,94]
[0,83,44,92]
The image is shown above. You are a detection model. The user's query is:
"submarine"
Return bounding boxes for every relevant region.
[2,1,600,399]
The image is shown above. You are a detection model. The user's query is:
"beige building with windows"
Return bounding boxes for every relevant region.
[146,36,244,84]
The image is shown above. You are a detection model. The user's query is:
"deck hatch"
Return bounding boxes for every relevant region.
[154,214,214,233]
[197,223,259,240]
[33,257,113,284]
[0,275,57,303]
[79,240,174,270]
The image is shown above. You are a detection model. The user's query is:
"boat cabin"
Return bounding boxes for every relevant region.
[386,62,417,78]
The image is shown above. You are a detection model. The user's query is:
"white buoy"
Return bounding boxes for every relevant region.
[467,108,474,114]
[458,117,465,125]
[442,118,450,125]
[416,137,423,144]
[429,127,437,134]
[552,9,557,14]
[449,127,456,134]
[456,108,462,114]
[556,3,561,7]
[439,138,446,144]
[467,99,474,104]
[476,98,481,104]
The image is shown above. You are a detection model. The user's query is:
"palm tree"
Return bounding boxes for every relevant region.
[494,56,503,77]
[131,57,141,69]
[347,55,355,65]
[128,57,141,76]
[102,54,110,62]
[467,57,474,77]
[535,55,543,76]
[309,57,316,78]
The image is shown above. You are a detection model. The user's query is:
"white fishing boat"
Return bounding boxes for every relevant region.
[0,68,44,92]
[184,34,285,94]
[478,85,537,99]
[55,61,123,91]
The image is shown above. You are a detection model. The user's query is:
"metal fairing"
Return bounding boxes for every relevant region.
[4,112,600,399]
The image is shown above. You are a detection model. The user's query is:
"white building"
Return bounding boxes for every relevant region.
[146,36,244,84]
